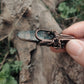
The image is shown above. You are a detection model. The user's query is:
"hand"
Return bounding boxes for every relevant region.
[51,21,84,66]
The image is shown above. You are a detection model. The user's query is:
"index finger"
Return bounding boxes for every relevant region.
[62,21,84,38]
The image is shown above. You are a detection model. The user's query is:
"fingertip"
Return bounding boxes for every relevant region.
[62,29,68,34]
[62,21,84,38]
[66,39,83,57]
[50,47,65,53]
[65,39,84,67]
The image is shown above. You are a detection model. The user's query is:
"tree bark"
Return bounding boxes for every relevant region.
[0,0,84,84]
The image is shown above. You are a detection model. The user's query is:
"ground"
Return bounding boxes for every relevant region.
[0,0,84,84]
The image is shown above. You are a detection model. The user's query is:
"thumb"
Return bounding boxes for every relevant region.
[66,39,84,66]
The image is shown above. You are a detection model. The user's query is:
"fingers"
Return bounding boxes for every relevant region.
[51,21,84,54]
[50,47,65,53]
[66,39,84,66]
[63,21,84,38]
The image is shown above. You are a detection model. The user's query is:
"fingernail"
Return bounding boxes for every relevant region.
[66,40,83,56]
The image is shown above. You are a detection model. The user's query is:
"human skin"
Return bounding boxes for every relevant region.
[50,21,84,67]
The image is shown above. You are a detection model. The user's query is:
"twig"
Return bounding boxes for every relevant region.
[8,7,28,41]
[0,51,9,69]
[0,0,2,14]
[0,35,8,41]
[0,5,28,41]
